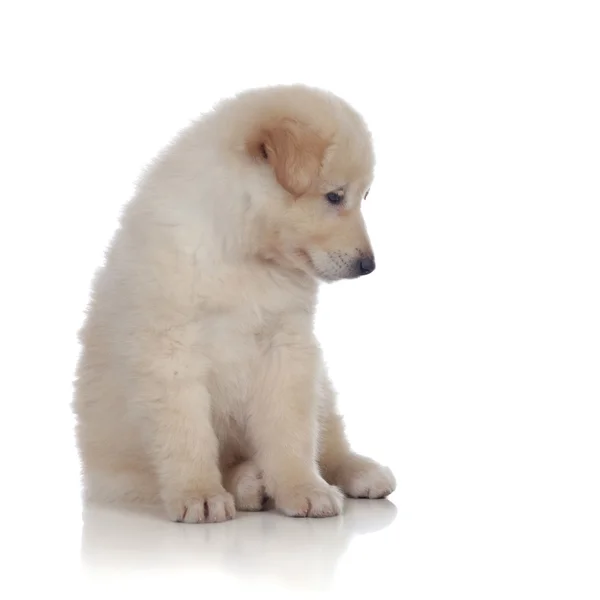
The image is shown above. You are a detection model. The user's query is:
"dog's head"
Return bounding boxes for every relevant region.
[242,87,376,282]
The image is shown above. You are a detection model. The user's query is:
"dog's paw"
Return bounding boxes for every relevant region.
[223,460,267,511]
[164,489,236,523]
[335,456,396,499]
[275,479,344,518]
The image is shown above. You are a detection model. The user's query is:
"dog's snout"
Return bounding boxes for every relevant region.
[358,256,376,276]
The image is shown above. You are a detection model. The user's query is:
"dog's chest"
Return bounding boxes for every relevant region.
[195,268,315,402]
[200,297,297,386]
[201,308,276,403]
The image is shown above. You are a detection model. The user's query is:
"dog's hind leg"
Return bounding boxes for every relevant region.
[317,374,396,500]
[222,460,267,511]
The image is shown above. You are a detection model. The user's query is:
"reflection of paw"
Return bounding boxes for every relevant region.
[335,456,396,499]
[164,489,236,523]
[223,461,267,511]
[275,479,344,518]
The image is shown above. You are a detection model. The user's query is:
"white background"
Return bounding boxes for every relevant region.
[1,1,599,598]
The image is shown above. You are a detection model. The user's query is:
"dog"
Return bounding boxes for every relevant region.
[73,84,396,523]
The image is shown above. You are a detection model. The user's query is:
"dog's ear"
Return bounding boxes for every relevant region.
[248,119,326,196]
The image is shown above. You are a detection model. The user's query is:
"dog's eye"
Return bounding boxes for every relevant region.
[325,192,343,205]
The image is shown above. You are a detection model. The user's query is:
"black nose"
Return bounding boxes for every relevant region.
[358,256,376,276]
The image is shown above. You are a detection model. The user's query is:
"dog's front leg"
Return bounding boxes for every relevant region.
[135,345,235,523]
[248,340,344,518]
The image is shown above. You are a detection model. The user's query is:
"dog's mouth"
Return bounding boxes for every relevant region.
[294,249,320,278]
[294,249,340,283]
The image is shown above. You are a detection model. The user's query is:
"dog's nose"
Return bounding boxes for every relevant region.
[358,256,376,276]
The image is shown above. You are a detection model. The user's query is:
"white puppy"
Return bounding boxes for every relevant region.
[73,85,395,523]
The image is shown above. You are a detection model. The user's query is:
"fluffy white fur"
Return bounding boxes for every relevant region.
[73,84,395,523]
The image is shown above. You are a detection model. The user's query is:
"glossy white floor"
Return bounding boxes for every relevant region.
[80,498,399,595]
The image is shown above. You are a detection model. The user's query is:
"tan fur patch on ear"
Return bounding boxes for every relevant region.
[249,119,326,196]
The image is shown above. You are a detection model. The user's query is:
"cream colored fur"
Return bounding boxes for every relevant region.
[73,84,395,523]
